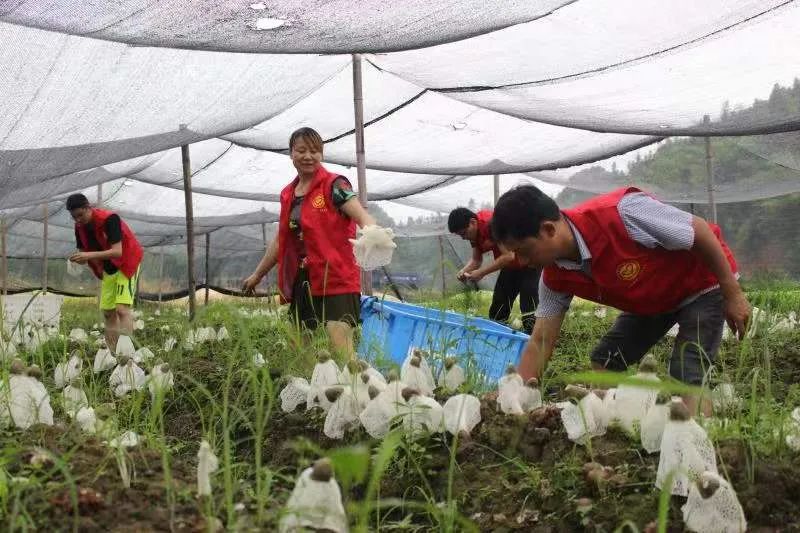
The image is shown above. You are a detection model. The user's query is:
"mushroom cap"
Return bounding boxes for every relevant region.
[325,386,344,403]
[117,355,131,366]
[444,357,457,370]
[10,359,26,375]
[360,372,371,385]
[697,471,721,499]
[160,363,171,373]
[401,387,420,402]
[310,458,333,482]
[317,350,331,363]
[505,363,517,375]
[565,384,589,400]
[27,365,43,379]
[357,360,370,371]
[367,385,380,400]
[638,353,658,373]
[387,369,400,383]
[525,377,539,388]
[409,356,421,368]
[668,399,691,421]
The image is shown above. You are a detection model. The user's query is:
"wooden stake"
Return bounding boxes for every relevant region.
[352,53,373,296]
[182,144,196,321]
[703,115,717,223]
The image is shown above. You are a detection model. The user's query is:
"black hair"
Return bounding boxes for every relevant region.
[66,193,90,211]
[447,207,476,234]
[490,185,561,242]
[289,127,324,152]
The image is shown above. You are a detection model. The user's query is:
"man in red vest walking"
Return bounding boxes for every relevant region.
[67,193,144,353]
[489,185,750,414]
[449,207,540,333]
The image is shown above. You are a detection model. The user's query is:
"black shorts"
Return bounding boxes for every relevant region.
[287,268,360,330]
[590,289,724,385]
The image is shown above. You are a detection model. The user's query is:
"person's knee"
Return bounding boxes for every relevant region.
[116,304,132,319]
[103,310,117,320]
[668,344,712,386]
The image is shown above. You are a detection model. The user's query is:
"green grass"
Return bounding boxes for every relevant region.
[0,283,798,531]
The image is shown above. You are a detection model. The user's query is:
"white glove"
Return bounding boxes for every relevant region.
[349,225,397,271]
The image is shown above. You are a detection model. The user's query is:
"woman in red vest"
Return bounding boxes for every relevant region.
[489,185,751,415]
[242,127,376,357]
[67,193,144,353]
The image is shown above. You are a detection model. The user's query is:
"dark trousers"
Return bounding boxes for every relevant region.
[489,267,541,333]
[589,289,724,385]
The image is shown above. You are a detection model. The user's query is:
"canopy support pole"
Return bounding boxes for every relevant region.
[204,232,210,306]
[493,174,500,206]
[438,235,446,296]
[352,53,372,296]
[703,115,717,223]
[181,142,197,321]
[1,218,7,300]
[158,247,165,303]
[42,204,48,293]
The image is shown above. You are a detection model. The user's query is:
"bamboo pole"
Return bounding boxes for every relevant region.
[703,115,717,223]
[1,218,7,299]
[352,53,373,296]
[204,232,210,305]
[42,204,48,293]
[158,247,165,303]
[181,143,197,321]
[493,174,500,206]
[438,235,446,296]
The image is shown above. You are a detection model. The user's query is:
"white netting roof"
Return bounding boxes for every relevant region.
[1,0,800,293]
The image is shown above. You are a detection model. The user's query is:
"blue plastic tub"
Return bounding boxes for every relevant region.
[357,297,529,384]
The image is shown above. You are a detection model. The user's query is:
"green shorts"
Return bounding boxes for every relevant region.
[100,269,139,311]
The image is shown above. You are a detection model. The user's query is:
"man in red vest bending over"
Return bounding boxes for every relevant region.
[489,185,750,415]
[449,207,540,333]
[67,193,144,353]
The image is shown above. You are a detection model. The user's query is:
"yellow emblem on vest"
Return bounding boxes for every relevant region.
[616,260,641,281]
[311,194,326,209]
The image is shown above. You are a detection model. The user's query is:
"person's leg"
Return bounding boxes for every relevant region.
[326,320,354,360]
[590,312,676,372]
[321,293,360,361]
[114,270,137,339]
[670,289,724,416]
[518,268,541,334]
[99,273,120,351]
[288,269,316,349]
[489,269,518,326]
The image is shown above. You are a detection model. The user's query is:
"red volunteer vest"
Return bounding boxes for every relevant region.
[543,187,738,315]
[475,210,525,270]
[277,165,360,303]
[75,208,144,280]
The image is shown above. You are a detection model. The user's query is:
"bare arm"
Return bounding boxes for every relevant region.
[457,247,483,280]
[465,251,516,280]
[243,238,278,293]
[690,216,750,338]
[86,241,123,260]
[517,313,566,381]
[340,197,377,228]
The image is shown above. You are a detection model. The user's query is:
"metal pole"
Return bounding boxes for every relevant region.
[97,182,103,207]
[1,218,7,299]
[42,204,48,293]
[158,247,165,303]
[703,115,717,223]
[493,174,500,206]
[352,53,373,296]
[260,222,267,247]
[181,144,196,321]
[204,232,210,305]
[438,235,446,296]
[96,183,103,300]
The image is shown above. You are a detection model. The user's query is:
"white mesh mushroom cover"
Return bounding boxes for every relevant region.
[442,394,481,436]
[559,393,608,445]
[280,466,348,533]
[682,472,747,533]
[640,403,669,454]
[280,377,311,413]
[656,419,718,497]
[323,388,361,440]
